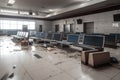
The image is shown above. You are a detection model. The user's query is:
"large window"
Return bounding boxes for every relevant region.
[0,20,35,30]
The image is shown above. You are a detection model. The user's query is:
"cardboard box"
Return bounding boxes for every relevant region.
[81,49,99,64]
[88,52,110,67]
[21,40,28,46]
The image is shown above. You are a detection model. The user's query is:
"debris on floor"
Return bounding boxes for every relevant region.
[0,73,9,80]
[111,61,120,69]
[34,54,42,59]
[13,49,21,51]
[47,47,54,51]
[13,65,16,69]
[68,52,81,58]
[8,73,14,79]
[54,52,58,54]
[54,61,63,65]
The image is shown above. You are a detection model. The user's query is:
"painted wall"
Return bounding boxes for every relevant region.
[35,20,52,32]
[52,9,120,34]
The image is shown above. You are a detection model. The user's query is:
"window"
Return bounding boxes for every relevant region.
[0,20,35,30]
[0,9,18,14]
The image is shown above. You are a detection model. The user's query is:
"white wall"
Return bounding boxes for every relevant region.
[52,9,120,34]
[35,20,52,32]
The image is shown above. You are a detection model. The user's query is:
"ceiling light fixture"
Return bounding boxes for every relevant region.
[48,9,54,12]
[8,0,15,5]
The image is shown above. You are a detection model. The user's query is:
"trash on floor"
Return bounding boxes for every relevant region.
[13,49,22,51]
[54,62,63,65]
[110,57,119,63]
[47,47,54,51]
[13,65,16,69]
[8,73,14,79]
[0,73,9,80]
[34,54,42,59]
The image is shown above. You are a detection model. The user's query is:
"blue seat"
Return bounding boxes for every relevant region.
[53,33,62,41]
[47,33,53,40]
[84,35,104,49]
[110,33,120,43]
[76,35,105,51]
[105,34,117,48]
[67,34,80,44]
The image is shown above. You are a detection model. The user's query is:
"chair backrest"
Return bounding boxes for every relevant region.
[17,31,20,36]
[67,34,80,44]
[84,35,105,48]
[47,33,53,40]
[25,32,29,38]
[110,33,120,41]
[40,32,46,39]
[22,32,26,37]
[36,32,41,37]
[105,34,117,43]
[30,31,36,37]
[53,33,62,41]
[19,32,22,37]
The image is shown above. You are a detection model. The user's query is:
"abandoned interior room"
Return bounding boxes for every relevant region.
[0,0,120,80]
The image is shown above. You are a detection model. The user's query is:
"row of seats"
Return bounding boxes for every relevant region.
[12,31,29,42]
[30,32,62,43]
[15,31,29,38]
[90,33,120,48]
[30,32,105,51]
[18,31,110,67]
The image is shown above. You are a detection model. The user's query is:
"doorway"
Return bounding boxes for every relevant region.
[63,24,74,33]
[83,22,94,34]
[55,25,59,32]
[70,24,74,33]
[39,25,42,32]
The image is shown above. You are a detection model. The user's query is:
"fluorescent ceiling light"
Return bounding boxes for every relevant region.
[8,0,15,4]
[48,9,61,12]
[20,11,29,15]
[48,9,54,12]
[74,0,91,2]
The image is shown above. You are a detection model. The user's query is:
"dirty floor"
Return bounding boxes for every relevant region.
[0,36,120,80]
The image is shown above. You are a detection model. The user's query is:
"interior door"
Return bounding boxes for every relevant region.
[39,25,42,32]
[70,24,74,33]
[55,25,59,32]
[83,22,94,34]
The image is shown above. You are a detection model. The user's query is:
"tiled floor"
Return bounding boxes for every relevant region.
[0,36,120,80]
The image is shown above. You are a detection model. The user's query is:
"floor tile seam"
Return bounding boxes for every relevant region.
[111,71,120,80]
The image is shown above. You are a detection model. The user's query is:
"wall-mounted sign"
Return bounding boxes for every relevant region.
[112,22,119,28]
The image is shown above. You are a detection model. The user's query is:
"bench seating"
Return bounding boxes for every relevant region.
[76,35,105,51]
[57,34,80,48]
